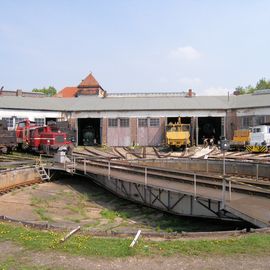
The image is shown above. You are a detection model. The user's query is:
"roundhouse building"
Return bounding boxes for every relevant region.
[1,73,270,146]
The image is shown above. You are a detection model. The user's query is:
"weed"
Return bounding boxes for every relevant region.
[35,208,53,222]
[100,209,119,221]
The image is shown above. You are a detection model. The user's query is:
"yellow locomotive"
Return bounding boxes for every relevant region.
[229,129,250,151]
[166,117,190,148]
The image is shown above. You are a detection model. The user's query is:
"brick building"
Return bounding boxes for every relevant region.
[1,73,270,146]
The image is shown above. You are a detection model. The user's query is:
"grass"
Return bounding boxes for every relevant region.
[34,207,53,222]
[0,222,269,258]
[100,209,119,221]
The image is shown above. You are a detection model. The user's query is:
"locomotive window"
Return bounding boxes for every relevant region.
[108,118,118,127]
[182,125,189,131]
[120,118,129,127]
[50,127,59,132]
[2,117,13,128]
[18,122,26,128]
[150,118,160,127]
[35,118,45,126]
[138,118,148,127]
[253,128,261,133]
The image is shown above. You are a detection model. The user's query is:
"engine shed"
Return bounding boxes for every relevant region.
[1,74,270,147]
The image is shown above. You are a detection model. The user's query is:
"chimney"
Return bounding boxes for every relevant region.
[187,89,193,97]
[16,89,22,96]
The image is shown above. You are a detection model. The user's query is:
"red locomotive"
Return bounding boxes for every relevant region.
[16,119,72,154]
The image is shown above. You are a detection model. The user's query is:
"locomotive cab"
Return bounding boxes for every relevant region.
[246,125,270,152]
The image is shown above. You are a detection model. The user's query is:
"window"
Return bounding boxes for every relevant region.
[2,117,13,128]
[120,118,129,127]
[35,118,45,126]
[254,116,265,126]
[108,118,118,127]
[150,118,160,127]
[138,118,148,127]
[16,117,26,124]
[242,116,252,128]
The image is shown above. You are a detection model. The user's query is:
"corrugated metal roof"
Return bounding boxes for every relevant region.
[228,94,270,109]
[0,93,270,112]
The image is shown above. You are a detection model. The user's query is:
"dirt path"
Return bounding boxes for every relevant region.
[0,241,269,270]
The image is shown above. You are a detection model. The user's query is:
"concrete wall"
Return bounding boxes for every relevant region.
[0,167,39,190]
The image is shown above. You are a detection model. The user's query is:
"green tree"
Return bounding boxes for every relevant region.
[255,78,270,90]
[32,86,57,97]
[235,78,270,95]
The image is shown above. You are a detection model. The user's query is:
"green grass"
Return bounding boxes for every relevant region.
[34,207,53,222]
[0,222,269,258]
[100,209,119,221]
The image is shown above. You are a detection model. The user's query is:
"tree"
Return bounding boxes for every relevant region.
[256,78,270,90]
[32,86,57,97]
[234,78,270,95]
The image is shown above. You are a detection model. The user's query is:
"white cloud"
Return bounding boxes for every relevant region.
[202,87,233,96]
[170,46,201,60]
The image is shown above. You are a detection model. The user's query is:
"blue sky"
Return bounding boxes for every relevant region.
[1,0,270,95]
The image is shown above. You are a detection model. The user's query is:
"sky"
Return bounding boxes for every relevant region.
[1,0,270,95]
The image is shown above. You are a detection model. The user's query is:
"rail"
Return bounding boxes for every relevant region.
[128,157,270,180]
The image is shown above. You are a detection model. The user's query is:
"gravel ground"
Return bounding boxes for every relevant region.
[0,241,269,270]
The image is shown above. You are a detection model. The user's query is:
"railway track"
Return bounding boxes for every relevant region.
[208,150,270,163]
[0,178,43,195]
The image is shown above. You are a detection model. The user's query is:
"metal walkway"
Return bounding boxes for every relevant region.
[49,156,270,228]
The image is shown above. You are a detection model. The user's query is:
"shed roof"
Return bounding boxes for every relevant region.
[55,87,78,98]
[0,93,270,112]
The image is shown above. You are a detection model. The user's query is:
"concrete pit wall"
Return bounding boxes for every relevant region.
[0,167,39,190]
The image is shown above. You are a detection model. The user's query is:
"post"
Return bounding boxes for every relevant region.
[256,163,259,181]
[223,150,226,176]
[144,167,148,187]
[108,159,111,180]
[60,226,80,243]
[84,159,86,175]
[129,230,141,248]
[221,177,226,209]
[221,150,226,209]
[195,117,199,146]
[206,159,209,173]
[194,173,197,199]
[228,180,232,201]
